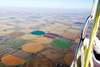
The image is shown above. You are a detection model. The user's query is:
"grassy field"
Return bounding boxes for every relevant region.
[0,35,16,45]
[11,27,24,32]
[51,40,71,49]
[6,38,30,47]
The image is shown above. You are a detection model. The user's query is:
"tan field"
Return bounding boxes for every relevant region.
[75,39,80,43]
[22,42,44,53]
[1,54,25,66]
[2,26,15,29]
[67,29,81,33]
[21,23,38,28]
[35,37,52,44]
[39,28,51,32]
[21,34,38,40]
[71,26,82,29]
[0,30,15,34]
[20,29,34,33]
[61,31,79,40]
[49,29,64,35]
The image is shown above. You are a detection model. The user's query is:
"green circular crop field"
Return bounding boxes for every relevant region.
[31,31,45,35]
[51,40,71,49]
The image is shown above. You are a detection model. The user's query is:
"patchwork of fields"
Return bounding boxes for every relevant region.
[0,8,97,67]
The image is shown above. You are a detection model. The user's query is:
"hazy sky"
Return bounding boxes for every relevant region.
[0,0,93,9]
